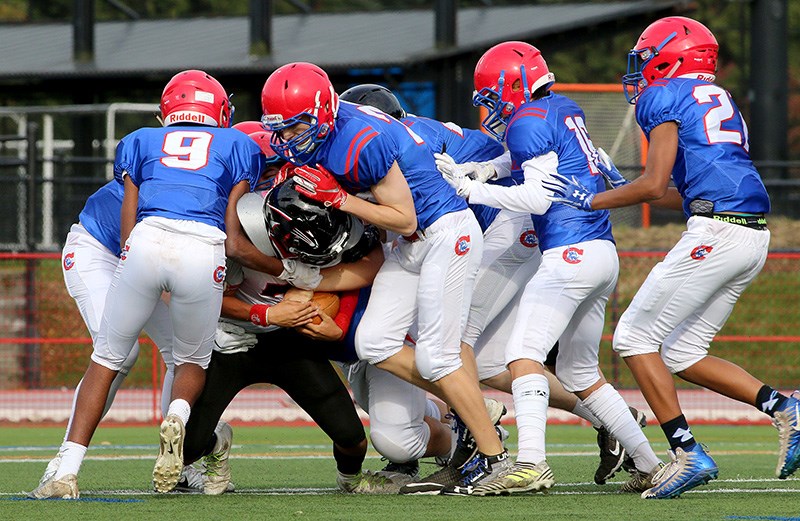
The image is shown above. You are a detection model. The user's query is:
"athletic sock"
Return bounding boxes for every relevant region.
[660,414,696,452]
[333,443,363,476]
[167,398,191,426]
[755,385,788,417]
[581,383,661,472]
[572,399,602,428]
[512,373,549,465]
[53,441,87,479]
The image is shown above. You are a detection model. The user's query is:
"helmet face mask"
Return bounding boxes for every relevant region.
[472,42,555,141]
[622,17,719,104]
[339,84,406,120]
[261,62,339,166]
[160,69,232,128]
[265,178,357,267]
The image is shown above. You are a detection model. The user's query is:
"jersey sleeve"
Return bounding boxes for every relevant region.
[113,130,144,186]
[332,290,360,341]
[224,258,245,290]
[228,136,266,192]
[636,83,682,136]
[506,112,555,161]
[341,127,397,189]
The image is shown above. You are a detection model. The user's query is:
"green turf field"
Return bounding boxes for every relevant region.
[2,424,799,521]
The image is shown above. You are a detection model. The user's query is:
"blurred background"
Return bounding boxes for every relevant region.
[0,1,797,426]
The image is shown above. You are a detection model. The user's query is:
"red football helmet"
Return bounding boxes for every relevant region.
[233,120,266,135]
[160,70,232,127]
[260,62,339,166]
[623,17,719,103]
[472,41,555,141]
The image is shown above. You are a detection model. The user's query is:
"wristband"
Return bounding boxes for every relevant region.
[249,304,271,326]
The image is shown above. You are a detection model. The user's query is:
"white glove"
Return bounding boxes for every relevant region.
[595,147,629,188]
[434,152,475,198]
[278,259,322,290]
[461,161,496,183]
[214,322,258,354]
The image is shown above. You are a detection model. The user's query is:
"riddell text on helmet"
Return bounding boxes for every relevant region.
[167,111,213,124]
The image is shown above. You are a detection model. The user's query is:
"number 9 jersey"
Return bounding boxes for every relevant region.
[635,78,770,216]
[113,126,265,231]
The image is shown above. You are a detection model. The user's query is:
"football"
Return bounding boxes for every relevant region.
[311,291,340,324]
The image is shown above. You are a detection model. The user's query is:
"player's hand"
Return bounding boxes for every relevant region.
[595,148,628,188]
[278,259,323,290]
[295,312,343,342]
[542,173,596,212]
[267,299,319,328]
[293,164,348,209]
[272,163,295,186]
[434,152,474,198]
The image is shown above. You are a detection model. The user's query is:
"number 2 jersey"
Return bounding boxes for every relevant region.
[635,78,770,216]
[113,125,265,231]
[310,102,466,231]
[505,92,614,251]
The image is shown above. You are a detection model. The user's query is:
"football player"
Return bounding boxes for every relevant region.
[339,84,645,491]
[437,42,663,495]
[261,63,510,492]
[544,16,799,497]
[30,70,266,499]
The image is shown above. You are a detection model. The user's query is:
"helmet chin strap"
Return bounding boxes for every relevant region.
[663,59,683,79]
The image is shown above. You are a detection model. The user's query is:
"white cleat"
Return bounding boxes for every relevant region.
[153,414,185,493]
[28,474,79,499]
[203,421,233,495]
[37,452,63,488]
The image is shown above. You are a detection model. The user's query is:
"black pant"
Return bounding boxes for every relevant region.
[183,327,365,464]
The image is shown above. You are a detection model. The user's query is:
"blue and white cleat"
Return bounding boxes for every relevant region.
[641,444,718,499]
[774,393,800,479]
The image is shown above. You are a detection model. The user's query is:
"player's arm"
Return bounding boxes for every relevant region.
[221,292,318,328]
[224,180,284,276]
[316,245,384,292]
[339,161,417,235]
[588,122,678,210]
[120,175,139,249]
[465,152,557,215]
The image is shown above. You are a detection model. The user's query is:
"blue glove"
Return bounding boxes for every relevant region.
[596,148,628,188]
[542,173,596,212]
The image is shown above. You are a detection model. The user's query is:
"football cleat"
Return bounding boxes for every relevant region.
[153,414,185,493]
[620,463,663,493]
[596,406,648,483]
[28,474,79,499]
[447,397,507,468]
[336,469,404,494]
[440,450,513,496]
[774,393,800,479]
[398,462,462,495]
[203,421,234,495]
[470,460,554,496]
[37,452,63,488]
[642,444,718,499]
[375,459,420,486]
[173,464,236,494]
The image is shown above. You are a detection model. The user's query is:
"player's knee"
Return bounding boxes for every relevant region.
[369,423,428,463]
[415,347,461,382]
[555,366,600,394]
[354,324,396,364]
[612,328,660,358]
[661,344,707,374]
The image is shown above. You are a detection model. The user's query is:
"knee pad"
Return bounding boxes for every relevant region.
[414,344,461,382]
[355,324,402,365]
[554,360,601,394]
[369,421,429,463]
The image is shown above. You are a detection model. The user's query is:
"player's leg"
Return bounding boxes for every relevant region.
[153,228,224,493]
[142,297,176,417]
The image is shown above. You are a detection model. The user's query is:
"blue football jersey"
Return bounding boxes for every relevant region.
[505,93,614,250]
[79,180,125,255]
[402,115,511,232]
[312,102,466,231]
[114,126,264,230]
[636,78,770,216]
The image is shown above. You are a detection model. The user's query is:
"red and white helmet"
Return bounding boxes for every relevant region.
[260,62,339,166]
[233,120,266,135]
[160,70,232,127]
[622,17,718,103]
[472,41,555,141]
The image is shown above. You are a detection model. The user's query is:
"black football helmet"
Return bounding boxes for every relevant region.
[265,178,369,267]
[339,84,406,120]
